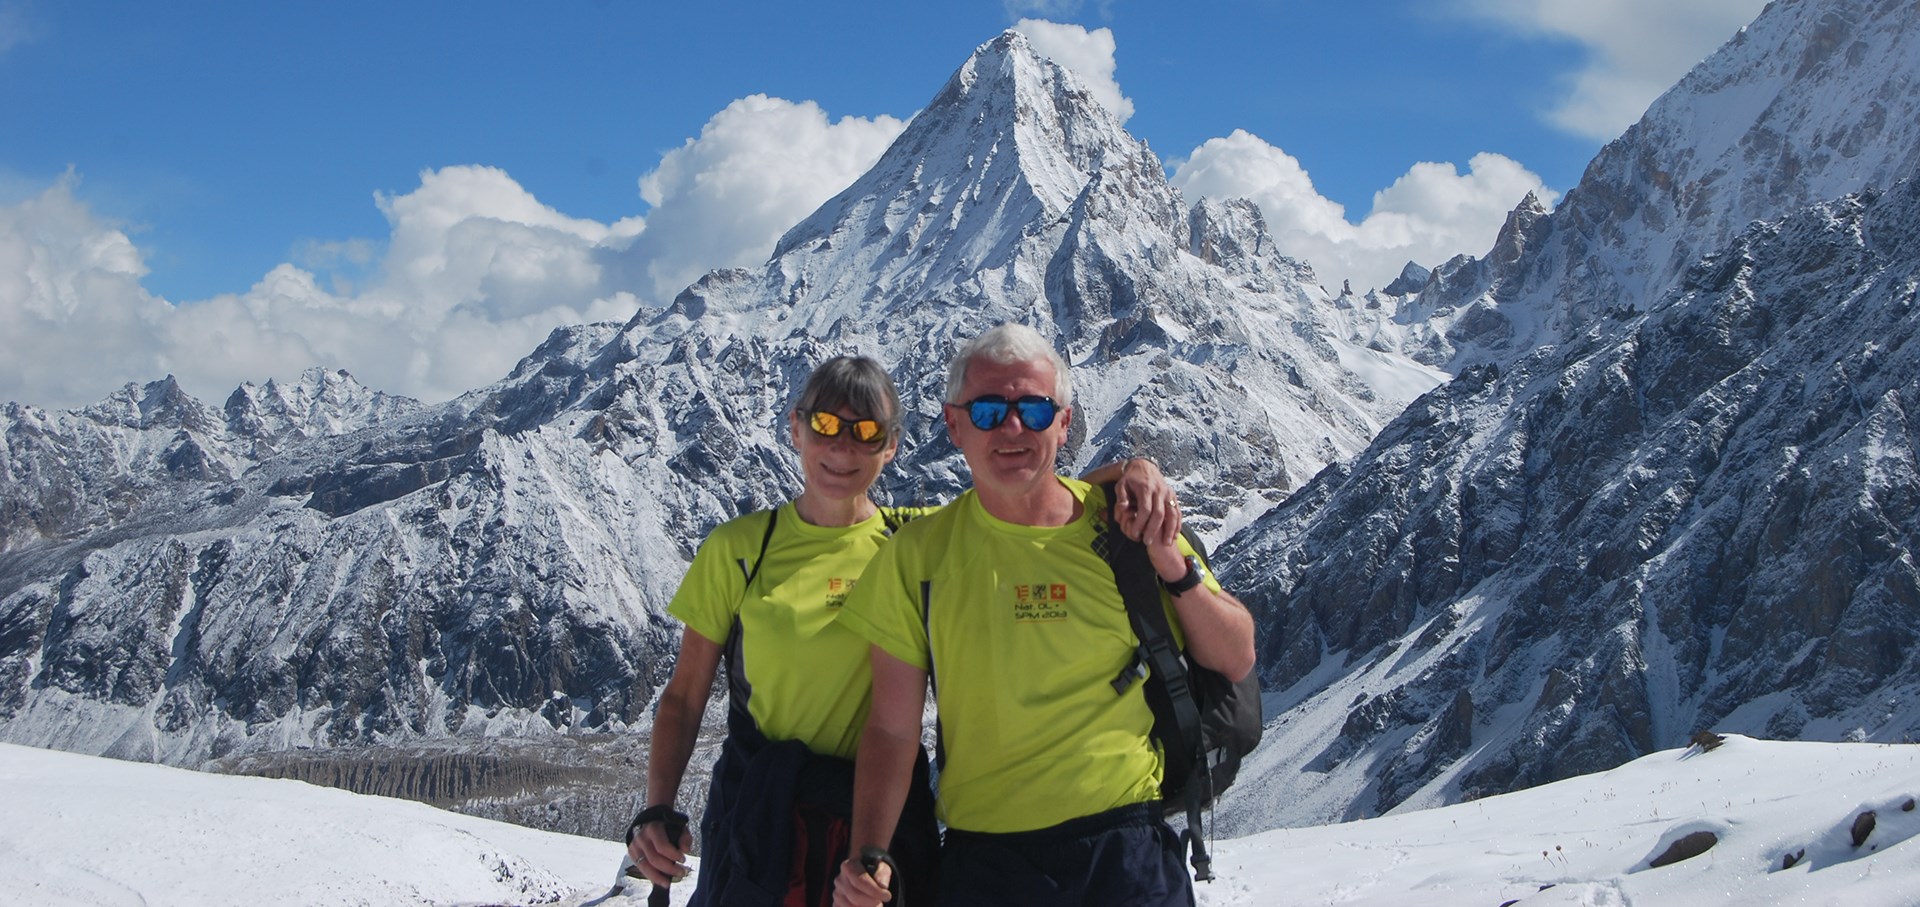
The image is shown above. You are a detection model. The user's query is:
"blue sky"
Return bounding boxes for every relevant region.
[0,0,1768,407]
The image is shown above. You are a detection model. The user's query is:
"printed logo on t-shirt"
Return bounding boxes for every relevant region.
[826,576,855,610]
[1011,582,1069,623]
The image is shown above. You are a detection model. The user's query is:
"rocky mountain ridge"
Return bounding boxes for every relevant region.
[1212,0,1920,834]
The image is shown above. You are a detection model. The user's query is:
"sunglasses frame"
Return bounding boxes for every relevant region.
[804,409,889,444]
[958,394,1060,432]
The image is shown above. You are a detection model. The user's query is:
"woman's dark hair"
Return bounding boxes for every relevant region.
[793,356,903,439]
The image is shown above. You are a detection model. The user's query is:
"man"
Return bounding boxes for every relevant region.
[831,323,1256,907]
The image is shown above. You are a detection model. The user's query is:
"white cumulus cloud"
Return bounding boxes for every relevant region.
[0,94,905,410]
[0,167,647,408]
[1171,130,1556,293]
[620,95,906,305]
[1459,0,1770,139]
[1012,19,1134,122]
[0,174,179,407]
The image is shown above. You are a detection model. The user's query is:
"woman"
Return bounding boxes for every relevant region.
[628,355,1170,907]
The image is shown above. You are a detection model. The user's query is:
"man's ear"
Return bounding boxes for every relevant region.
[1056,405,1073,446]
[942,404,961,442]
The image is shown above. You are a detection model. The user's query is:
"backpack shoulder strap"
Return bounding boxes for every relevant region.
[1098,481,1222,881]
[723,506,780,748]
[1098,485,1203,748]
[738,506,780,588]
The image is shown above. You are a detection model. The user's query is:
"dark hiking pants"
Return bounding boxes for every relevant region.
[935,802,1195,907]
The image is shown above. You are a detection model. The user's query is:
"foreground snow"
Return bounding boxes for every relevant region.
[0,742,643,907]
[1200,736,1920,906]
[2,736,1916,906]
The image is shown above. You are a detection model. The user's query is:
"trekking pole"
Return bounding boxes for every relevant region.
[648,813,690,907]
[604,807,690,905]
[859,846,904,907]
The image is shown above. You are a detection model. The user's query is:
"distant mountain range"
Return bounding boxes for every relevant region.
[4,0,1917,842]
[1213,0,1920,833]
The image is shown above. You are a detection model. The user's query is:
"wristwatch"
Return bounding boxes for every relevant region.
[1162,555,1204,595]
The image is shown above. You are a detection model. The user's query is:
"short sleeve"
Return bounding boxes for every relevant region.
[666,517,761,645]
[835,531,931,671]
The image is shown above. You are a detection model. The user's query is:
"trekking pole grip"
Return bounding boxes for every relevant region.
[626,805,690,907]
[646,814,688,906]
[859,845,903,907]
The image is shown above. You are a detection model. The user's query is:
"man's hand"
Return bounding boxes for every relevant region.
[832,855,893,906]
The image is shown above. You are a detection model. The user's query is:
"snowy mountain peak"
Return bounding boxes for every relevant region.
[77,375,218,433]
[766,30,1159,314]
[223,367,418,443]
[1417,0,1920,370]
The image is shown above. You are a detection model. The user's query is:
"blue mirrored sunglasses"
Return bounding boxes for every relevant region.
[961,394,1059,431]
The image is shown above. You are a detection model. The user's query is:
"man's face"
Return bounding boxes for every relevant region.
[942,354,1072,496]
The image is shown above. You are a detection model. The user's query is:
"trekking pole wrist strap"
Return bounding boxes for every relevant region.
[859,846,904,905]
[626,804,690,843]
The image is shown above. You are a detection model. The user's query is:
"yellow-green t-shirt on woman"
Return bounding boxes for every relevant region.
[667,502,931,761]
[835,478,1220,834]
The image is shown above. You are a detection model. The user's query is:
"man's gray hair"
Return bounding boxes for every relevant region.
[944,323,1072,406]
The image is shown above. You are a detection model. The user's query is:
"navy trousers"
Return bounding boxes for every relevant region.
[936,802,1195,907]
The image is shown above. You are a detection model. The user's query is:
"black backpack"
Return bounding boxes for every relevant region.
[1097,483,1263,882]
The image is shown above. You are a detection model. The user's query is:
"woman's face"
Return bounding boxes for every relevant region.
[789,404,897,503]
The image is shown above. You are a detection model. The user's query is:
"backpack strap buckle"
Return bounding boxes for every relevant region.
[1111,645,1149,694]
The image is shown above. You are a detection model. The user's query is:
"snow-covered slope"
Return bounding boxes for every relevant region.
[1211,735,1920,907]
[1215,0,1920,837]
[7,735,1916,906]
[0,742,628,906]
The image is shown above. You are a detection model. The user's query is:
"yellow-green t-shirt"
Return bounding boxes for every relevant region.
[667,503,931,761]
[836,478,1220,833]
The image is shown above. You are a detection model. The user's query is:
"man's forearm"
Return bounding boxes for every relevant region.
[848,716,921,851]
[1171,586,1257,681]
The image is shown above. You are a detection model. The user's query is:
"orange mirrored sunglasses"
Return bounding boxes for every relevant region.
[806,410,888,444]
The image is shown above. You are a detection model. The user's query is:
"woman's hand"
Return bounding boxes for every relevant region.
[627,812,693,886]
